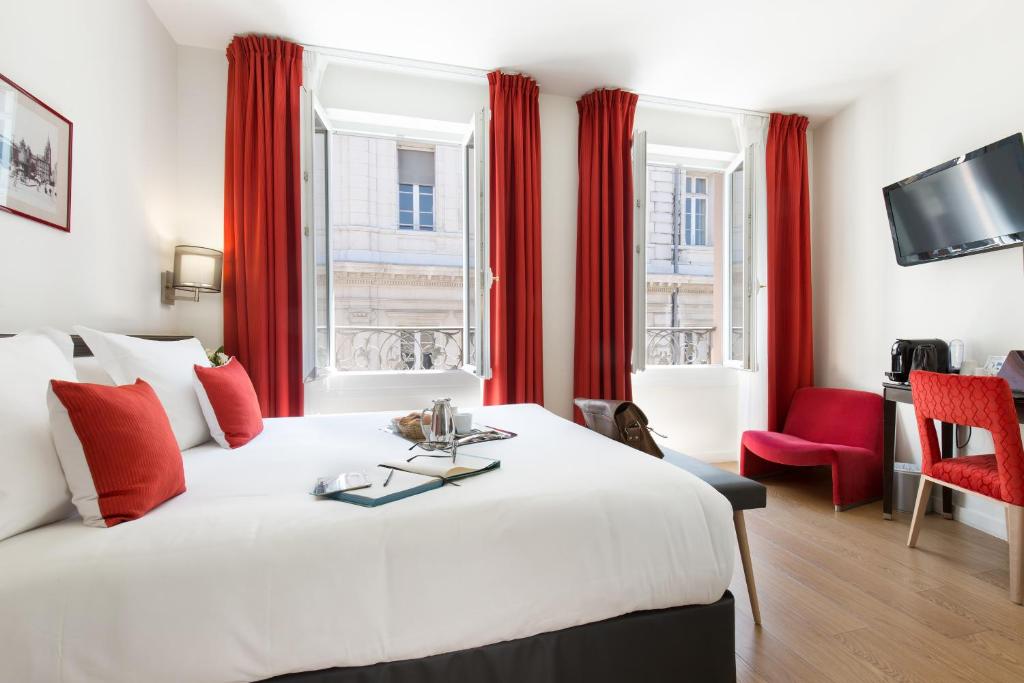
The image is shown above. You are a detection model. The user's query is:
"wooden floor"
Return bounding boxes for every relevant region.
[722,466,1024,682]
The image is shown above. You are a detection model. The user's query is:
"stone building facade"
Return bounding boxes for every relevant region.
[315,133,724,370]
[318,132,465,370]
[644,163,723,364]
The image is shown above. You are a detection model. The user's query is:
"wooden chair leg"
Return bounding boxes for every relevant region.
[734,510,761,625]
[907,476,934,548]
[1007,505,1023,605]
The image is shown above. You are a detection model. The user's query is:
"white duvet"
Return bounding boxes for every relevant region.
[0,404,735,683]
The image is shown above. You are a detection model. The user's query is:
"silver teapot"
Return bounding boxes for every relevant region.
[422,398,457,459]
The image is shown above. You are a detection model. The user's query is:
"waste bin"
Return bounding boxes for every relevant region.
[894,462,933,513]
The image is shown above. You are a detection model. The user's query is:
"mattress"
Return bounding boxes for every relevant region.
[0,403,736,683]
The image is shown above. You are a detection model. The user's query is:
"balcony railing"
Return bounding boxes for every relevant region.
[335,326,464,371]
[327,325,712,371]
[646,326,714,365]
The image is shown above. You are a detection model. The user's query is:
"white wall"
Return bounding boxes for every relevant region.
[174,45,228,349]
[0,0,180,336]
[538,93,578,420]
[812,35,1024,538]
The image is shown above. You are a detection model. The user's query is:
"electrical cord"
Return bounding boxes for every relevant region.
[956,425,972,449]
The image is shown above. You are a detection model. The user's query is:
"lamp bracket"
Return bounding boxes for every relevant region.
[161,271,201,306]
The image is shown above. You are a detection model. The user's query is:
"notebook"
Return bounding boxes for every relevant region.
[380,453,501,482]
[311,455,500,508]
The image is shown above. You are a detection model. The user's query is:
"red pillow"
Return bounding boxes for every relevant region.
[47,379,185,528]
[192,358,264,448]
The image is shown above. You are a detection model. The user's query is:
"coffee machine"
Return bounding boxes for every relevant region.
[886,339,950,383]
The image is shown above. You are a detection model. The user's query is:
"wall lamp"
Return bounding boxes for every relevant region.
[162,245,223,305]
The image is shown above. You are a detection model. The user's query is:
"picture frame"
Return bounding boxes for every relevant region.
[0,73,73,232]
[982,354,1006,377]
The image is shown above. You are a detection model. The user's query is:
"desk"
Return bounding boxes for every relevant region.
[882,381,1024,520]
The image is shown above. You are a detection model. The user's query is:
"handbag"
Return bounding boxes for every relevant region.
[573,398,664,458]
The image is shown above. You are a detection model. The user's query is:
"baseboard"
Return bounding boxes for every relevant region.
[927,486,1008,540]
[953,504,1008,541]
[686,451,737,464]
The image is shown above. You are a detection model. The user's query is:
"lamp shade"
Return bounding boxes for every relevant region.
[172,245,222,293]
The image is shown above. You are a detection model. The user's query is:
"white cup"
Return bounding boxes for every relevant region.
[453,413,473,434]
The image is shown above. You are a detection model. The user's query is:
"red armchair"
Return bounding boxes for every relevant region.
[741,387,884,510]
[907,370,1024,605]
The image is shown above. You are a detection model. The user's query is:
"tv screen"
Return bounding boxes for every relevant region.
[883,133,1024,266]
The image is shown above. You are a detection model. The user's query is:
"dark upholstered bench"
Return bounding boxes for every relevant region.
[662,447,766,625]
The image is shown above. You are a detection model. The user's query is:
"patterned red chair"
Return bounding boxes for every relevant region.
[740,387,883,510]
[907,370,1024,605]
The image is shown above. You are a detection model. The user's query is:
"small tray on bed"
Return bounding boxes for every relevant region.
[385,419,517,450]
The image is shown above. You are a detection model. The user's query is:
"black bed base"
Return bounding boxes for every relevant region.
[263,591,735,683]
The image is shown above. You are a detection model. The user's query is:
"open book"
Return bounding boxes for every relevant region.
[380,453,501,482]
[311,454,500,508]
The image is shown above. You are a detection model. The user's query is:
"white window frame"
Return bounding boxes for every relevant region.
[461,108,492,379]
[398,182,435,231]
[722,150,756,370]
[631,130,648,373]
[300,87,336,379]
[633,137,756,371]
[301,100,491,377]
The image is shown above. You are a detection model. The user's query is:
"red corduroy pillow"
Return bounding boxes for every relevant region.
[193,358,264,449]
[47,379,186,528]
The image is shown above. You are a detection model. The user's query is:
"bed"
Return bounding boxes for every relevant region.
[0,396,737,682]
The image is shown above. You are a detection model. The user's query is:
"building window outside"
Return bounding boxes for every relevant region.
[399,183,434,230]
[398,148,435,231]
[684,175,709,246]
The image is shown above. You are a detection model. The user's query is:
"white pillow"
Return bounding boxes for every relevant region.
[0,333,76,541]
[74,327,212,450]
[73,356,114,385]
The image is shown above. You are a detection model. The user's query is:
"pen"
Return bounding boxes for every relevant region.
[383,468,394,488]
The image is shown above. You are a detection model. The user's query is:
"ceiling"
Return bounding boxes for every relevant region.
[146,0,1016,121]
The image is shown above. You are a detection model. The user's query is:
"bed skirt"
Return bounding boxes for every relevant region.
[262,591,735,683]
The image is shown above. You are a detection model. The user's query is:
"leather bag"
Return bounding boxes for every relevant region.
[574,398,664,458]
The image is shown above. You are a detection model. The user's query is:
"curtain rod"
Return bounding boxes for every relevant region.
[303,43,489,81]
[636,94,769,119]
[304,44,769,119]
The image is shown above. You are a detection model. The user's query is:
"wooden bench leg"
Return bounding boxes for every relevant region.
[734,510,761,625]
[1008,505,1023,605]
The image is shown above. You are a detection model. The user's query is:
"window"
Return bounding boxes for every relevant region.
[643,163,718,365]
[632,133,752,370]
[728,163,745,363]
[398,148,435,231]
[302,99,491,376]
[684,176,709,246]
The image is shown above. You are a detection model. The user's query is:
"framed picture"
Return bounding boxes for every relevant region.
[0,73,72,232]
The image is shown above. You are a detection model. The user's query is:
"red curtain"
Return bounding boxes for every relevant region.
[766,113,814,432]
[223,36,304,417]
[483,71,544,406]
[573,89,639,419]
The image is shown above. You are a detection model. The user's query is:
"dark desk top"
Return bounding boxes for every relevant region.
[883,379,1024,419]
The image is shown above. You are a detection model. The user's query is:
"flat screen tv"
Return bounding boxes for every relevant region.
[883,133,1024,266]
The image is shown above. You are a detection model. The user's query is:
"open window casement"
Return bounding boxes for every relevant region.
[461,107,492,379]
[631,130,648,373]
[300,85,335,380]
[725,113,767,371]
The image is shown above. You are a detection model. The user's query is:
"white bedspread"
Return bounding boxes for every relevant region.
[0,404,735,683]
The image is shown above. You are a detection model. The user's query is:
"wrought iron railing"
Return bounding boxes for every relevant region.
[646,326,714,365]
[335,326,464,371]
[328,325,712,371]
